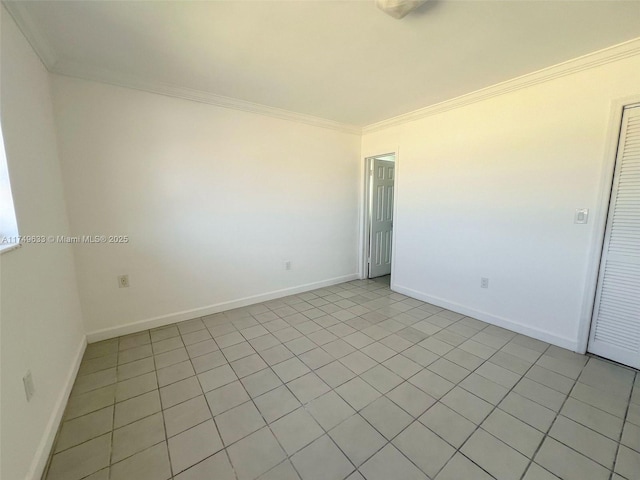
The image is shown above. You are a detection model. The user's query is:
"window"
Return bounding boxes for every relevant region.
[0,125,19,253]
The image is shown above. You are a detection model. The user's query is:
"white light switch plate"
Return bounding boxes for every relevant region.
[574,208,589,224]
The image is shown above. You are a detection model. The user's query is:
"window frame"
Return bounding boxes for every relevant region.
[0,123,20,254]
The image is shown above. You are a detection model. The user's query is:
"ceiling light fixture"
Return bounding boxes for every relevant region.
[375,0,427,19]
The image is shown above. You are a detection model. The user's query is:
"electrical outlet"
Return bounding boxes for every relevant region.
[481,277,489,289]
[118,274,129,288]
[284,261,292,271]
[23,370,35,402]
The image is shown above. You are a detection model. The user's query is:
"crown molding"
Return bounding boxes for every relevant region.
[51,62,362,134]
[363,37,640,134]
[3,1,58,69]
[5,0,639,137]
[2,1,361,135]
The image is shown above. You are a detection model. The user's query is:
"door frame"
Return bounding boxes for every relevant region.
[577,95,640,354]
[359,151,399,281]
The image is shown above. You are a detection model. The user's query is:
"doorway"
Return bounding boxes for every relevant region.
[363,154,395,279]
[588,103,640,369]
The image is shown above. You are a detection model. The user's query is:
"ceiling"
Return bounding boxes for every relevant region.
[6,1,640,127]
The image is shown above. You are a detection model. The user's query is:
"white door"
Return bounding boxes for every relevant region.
[588,104,640,369]
[369,158,394,278]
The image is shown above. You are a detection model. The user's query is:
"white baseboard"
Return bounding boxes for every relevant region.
[392,283,579,351]
[27,336,87,480]
[87,273,360,343]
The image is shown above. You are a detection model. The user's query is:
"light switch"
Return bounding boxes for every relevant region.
[574,208,589,224]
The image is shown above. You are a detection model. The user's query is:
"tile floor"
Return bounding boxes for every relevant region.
[44,277,640,480]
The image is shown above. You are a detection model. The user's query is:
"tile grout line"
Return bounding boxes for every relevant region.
[380,321,518,474]
[393,329,547,480]
[49,324,364,476]
[273,293,418,480]
[367,320,535,478]
[46,280,638,480]
[107,342,120,474]
[195,347,241,480]
[295,313,497,479]
[196,308,350,479]
[215,313,355,480]
[541,353,638,475]
[46,308,470,476]
[78,292,500,478]
[518,353,595,480]
[248,320,359,480]
[112,333,167,475]
[46,282,373,479]
[607,368,637,480]
[221,283,405,479]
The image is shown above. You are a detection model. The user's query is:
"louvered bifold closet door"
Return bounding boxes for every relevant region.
[589,105,640,369]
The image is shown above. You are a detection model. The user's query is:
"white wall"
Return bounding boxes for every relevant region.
[0,9,85,480]
[51,76,361,338]
[363,55,640,350]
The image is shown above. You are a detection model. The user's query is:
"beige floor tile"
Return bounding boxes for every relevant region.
[435,453,493,480]
[110,443,171,480]
[271,408,324,455]
[393,421,455,478]
[168,419,223,474]
[112,413,165,463]
[215,401,266,445]
[419,402,476,448]
[174,450,235,480]
[48,280,640,480]
[228,427,287,480]
[290,435,354,480]
[359,444,427,480]
[55,406,113,452]
[462,429,529,480]
[329,414,386,467]
[361,396,412,440]
[306,391,355,430]
[164,395,212,437]
[535,437,610,480]
[47,434,111,480]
